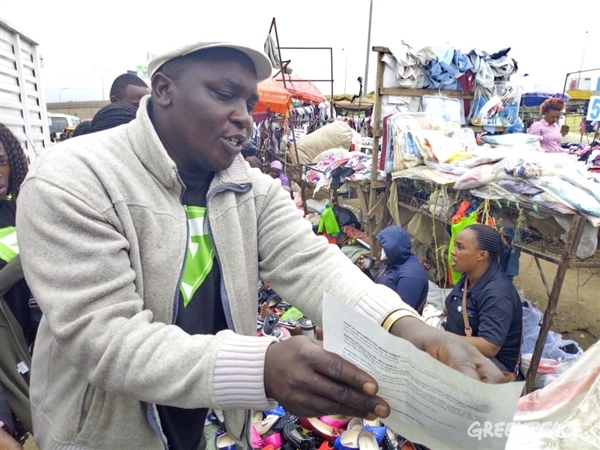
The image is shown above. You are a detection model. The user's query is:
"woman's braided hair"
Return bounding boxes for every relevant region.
[0,123,29,199]
[91,102,137,133]
[466,224,505,263]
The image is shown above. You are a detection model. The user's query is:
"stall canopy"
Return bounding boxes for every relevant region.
[255,77,293,115]
[276,74,326,104]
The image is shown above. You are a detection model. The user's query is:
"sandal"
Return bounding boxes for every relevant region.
[282,423,314,450]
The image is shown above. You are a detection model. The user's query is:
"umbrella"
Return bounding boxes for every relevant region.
[275,74,326,104]
[255,77,292,115]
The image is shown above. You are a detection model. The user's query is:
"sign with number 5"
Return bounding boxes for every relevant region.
[587,96,600,121]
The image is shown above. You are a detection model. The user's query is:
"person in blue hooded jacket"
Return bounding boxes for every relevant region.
[357,225,429,314]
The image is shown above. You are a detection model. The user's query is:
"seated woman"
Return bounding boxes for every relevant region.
[358,225,429,314]
[444,224,522,377]
[268,161,290,187]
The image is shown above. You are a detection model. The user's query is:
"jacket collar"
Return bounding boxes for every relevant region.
[126,95,252,191]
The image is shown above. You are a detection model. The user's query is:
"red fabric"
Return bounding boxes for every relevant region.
[458,69,475,116]
[255,77,292,115]
[275,74,326,104]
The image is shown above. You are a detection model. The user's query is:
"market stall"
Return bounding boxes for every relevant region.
[338,45,600,395]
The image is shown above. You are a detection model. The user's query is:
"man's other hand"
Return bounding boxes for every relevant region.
[391,318,506,383]
[264,336,390,419]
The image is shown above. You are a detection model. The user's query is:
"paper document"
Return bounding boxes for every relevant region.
[323,294,523,450]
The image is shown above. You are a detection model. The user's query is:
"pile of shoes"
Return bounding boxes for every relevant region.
[210,406,429,450]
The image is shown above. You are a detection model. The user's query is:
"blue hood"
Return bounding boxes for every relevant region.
[376,225,413,265]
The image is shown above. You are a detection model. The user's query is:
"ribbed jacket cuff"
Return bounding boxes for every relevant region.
[354,285,418,325]
[213,334,279,410]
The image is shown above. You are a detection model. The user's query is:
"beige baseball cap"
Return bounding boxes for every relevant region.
[147,41,273,81]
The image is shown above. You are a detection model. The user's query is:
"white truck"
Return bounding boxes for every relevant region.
[0,18,51,161]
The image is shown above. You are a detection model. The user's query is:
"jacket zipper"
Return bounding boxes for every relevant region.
[147,170,189,450]
[206,180,253,445]
[206,181,252,331]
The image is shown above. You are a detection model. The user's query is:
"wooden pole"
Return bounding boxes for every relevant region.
[367,50,385,256]
[524,214,586,393]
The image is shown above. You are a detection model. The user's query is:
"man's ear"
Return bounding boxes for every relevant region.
[151,73,174,108]
[109,95,118,103]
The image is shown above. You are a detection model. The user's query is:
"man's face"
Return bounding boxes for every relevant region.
[118,85,151,108]
[154,51,258,173]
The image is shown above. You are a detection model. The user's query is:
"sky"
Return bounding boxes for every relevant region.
[2,0,599,103]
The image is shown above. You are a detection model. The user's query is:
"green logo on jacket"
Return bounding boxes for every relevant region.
[0,226,18,263]
[180,206,214,307]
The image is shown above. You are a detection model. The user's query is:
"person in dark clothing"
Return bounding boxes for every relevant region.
[90,102,137,133]
[444,224,523,376]
[357,226,429,314]
[0,382,23,450]
[0,124,38,346]
[241,141,263,170]
[0,124,34,446]
[71,120,92,137]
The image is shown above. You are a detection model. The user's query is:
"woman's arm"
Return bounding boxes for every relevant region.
[527,121,542,136]
[457,336,500,358]
[471,294,516,358]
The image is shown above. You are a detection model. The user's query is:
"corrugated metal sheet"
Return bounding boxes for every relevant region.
[0,18,51,160]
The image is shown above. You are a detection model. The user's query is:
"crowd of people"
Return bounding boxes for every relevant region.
[0,40,525,450]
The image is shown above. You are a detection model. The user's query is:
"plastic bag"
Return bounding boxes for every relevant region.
[453,163,501,190]
[422,95,462,130]
[462,147,508,167]
[503,158,543,178]
[389,113,433,171]
[555,215,599,260]
[481,133,542,146]
[447,127,478,153]
[469,82,523,127]
[413,130,471,164]
[521,301,582,362]
[507,342,600,450]
[533,176,600,217]
[428,188,454,219]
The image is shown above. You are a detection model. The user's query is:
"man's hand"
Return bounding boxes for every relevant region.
[264,336,390,419]
[0,427,23,450]
[390,318,505,384]
[356,254,366,270]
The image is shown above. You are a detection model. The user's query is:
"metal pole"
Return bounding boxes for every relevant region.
[330,47,334,118]
[562,72,571,98]
[59,87,68,105]
[363,0,374,95]
[270,17,308,216]
[576,31,588,86]
[101,74,105,100]
[342,48,348,94]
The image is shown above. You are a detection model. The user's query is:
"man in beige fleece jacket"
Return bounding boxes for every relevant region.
[16,41,503,450]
